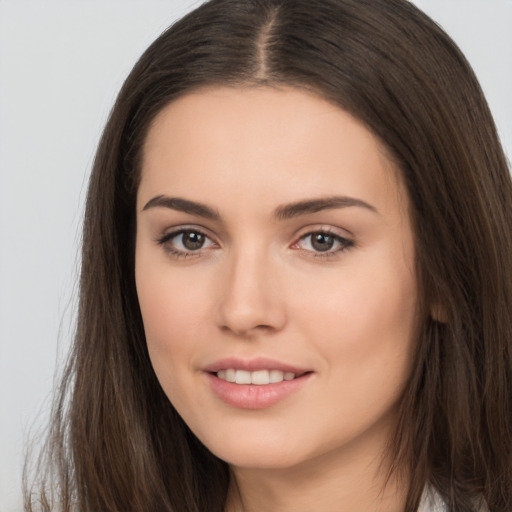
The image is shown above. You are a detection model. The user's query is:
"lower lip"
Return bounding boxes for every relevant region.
[205,372,312,410]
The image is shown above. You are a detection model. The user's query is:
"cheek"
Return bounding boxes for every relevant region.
[135,251,213,393]
[306,272,417,423]
[297,261,416,340]
[293,256,417,389]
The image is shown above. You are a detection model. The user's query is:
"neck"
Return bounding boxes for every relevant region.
[224,429,408,512]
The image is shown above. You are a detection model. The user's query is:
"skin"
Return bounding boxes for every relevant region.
[135,86,418,512]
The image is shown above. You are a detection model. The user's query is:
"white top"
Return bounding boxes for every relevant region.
[418,487,447,512]
[418,486,489,512]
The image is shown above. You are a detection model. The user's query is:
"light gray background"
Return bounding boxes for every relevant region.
[1,1,511,511]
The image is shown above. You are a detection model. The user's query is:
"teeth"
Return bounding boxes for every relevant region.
[235,370,252,384]
[216,369,297,385]
[269,369,284,383]
[251,370,270,385]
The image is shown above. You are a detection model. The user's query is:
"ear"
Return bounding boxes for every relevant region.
[430,302,448,323]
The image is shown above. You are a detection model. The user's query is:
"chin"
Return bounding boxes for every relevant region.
[217,448,305,471]
[198,429,308,470]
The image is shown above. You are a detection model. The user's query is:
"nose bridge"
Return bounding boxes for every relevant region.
[216,239,286,336]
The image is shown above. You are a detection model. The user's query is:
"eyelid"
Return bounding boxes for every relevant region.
[293,224,353,239]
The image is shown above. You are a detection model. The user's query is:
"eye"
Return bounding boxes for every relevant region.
[157,228,216,257]
[293,230,353,257]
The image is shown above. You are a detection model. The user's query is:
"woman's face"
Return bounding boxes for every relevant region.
[135,86,418,471]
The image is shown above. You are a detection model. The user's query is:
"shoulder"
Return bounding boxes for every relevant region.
[418,486,489,512]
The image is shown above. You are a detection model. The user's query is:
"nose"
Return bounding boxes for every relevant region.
[215,247,287,337]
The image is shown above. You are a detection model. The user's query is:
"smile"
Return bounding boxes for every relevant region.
[216,369,299,385]
[204,358,313,409]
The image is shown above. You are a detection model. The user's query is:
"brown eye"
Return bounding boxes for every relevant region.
[157,228,216,257]
[294,230,353,257]
[310,233,335,252]
[181,231,205,250]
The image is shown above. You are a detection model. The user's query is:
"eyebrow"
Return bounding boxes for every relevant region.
[142,195,221,220]
[142,194,378,220]
[274,196,378,220]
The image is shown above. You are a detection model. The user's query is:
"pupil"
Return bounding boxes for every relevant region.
[311,233,334,252]
[183,232,205,250]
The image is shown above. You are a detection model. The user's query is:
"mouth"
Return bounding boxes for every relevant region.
[203,358,313,409]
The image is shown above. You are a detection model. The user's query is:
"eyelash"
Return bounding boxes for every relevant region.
[156,227,354,260]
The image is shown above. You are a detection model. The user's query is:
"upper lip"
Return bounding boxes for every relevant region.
[204,357,310,375]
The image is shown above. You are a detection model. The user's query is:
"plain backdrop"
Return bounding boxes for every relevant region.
[1,1,511,511]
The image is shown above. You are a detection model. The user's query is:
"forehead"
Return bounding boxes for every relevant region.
[139,86,406,219]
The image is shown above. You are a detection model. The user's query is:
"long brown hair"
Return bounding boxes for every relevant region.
[25,1,512,511]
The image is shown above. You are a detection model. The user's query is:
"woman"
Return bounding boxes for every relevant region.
[25,0,512,511]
